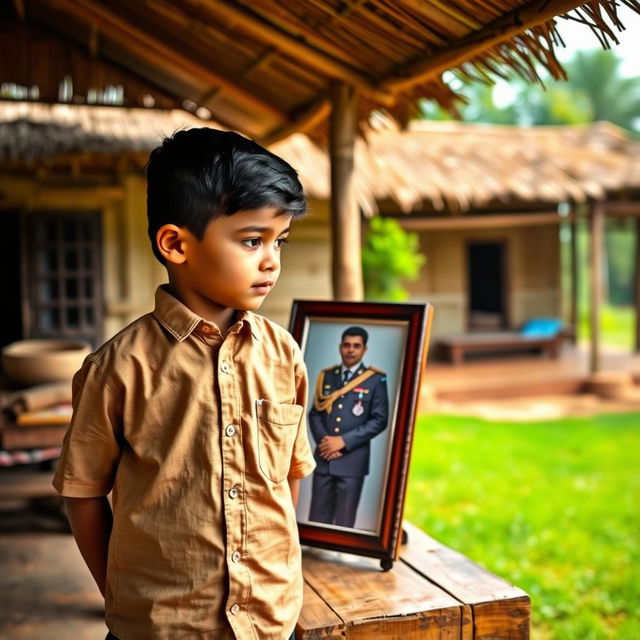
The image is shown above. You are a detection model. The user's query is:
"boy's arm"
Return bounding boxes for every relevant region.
[64,496,113,598]
[288,478,300,507]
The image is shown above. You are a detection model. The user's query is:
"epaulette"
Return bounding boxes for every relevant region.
[368,366,387,376]
[315,365,338,386]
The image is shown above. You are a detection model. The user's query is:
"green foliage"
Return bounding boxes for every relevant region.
[405,412,640,638]
[361,216,425,301]
[562,220,637,347]
[605,219,636,306]
[576,304,636,350]
[420,49,640,134]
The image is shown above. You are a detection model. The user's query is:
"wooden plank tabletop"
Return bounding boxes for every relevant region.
[401,522,530,640]
[298,522,530,640]
[301,547,461,639]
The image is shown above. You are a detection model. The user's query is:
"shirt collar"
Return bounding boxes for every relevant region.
[153,286,260,342]
[341,362,364,376]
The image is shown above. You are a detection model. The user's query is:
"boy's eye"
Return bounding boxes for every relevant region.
[242,238,261,248]
[275,237,289,249]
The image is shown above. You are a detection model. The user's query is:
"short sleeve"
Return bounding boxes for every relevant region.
[52,358,123,497]
[287,340,316,480]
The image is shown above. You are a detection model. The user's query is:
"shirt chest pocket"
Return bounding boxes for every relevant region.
[255,399,303,483]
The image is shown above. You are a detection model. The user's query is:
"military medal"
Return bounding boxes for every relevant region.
[352,400,364,416]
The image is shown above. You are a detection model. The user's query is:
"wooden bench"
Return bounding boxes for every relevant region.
[298,521,530,639]
[437,330,569,366]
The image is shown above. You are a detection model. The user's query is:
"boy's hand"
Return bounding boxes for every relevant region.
[64,496,113,598]
[318,435,345,459]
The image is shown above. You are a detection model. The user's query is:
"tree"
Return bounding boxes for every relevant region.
[420,49,640,133]
[361,217,425,301]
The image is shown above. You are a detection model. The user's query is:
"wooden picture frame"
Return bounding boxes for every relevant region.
[289,300,433,570]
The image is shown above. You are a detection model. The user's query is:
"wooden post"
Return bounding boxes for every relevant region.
[329,81,363,301]
[635,217,640,352]
[588,201,604,373]
[569,207,578,343]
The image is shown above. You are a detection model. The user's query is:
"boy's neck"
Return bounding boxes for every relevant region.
[165,283,237,335]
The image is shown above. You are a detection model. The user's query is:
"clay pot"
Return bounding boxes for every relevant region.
[1,339,91,386]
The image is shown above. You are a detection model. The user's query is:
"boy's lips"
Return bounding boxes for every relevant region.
[251,281,274,295]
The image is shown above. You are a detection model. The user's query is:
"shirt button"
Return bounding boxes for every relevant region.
[229,485,239,499]
[201,325,211,333]
[231,550,241,563]
[225,424,236,437]
[221,361,230,373]
[230,603,240,615]
[338,404,343,409]
[336,417,342,423]
[334,427,340,433]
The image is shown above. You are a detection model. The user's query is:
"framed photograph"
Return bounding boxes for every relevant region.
[289,300,433,570]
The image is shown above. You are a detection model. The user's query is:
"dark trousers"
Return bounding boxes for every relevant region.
[308,472,365,528]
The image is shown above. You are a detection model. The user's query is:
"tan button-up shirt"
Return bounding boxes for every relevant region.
[53,286,315,640]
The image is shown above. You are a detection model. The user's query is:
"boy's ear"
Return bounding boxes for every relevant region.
[156,224,189,265]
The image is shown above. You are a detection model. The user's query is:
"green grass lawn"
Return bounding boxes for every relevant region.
[404,413,640,639]
[577,304,636,351]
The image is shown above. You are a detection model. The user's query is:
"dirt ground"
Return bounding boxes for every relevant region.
[428,392,640,421]
[0,490,107,640]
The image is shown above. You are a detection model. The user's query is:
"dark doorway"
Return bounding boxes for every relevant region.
[467,241,507,331]
[3,209,25,349]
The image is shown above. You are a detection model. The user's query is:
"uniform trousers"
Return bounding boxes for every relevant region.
[308,472,365,528]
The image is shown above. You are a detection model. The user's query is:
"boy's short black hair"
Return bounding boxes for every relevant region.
[146,127,307,264]
[341,326,369,345]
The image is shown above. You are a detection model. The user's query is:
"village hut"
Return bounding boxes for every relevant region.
[2,102,640,367]
[275,118,640,361]
[2,0,640,370]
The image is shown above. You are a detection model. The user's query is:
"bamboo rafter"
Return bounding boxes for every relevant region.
[2,0,640,141]
[44,0,291,123]
[382,0,639,93]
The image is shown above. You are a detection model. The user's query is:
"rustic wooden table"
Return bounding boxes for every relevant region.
[298,521,530,639]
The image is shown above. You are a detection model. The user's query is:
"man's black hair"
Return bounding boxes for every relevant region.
[341,326,368,345]
[146,127,307,264]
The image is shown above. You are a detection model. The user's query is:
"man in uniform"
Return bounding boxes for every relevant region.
[307,326,389,528]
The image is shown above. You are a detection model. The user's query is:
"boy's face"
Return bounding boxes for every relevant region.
[173,206,291,314]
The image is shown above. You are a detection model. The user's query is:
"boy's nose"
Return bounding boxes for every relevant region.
[260,249,279,271]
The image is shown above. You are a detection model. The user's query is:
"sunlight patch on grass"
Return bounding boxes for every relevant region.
[405,413,640,638]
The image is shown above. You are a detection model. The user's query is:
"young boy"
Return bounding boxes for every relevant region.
[53,128,316,640]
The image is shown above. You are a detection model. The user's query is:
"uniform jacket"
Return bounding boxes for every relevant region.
[309,364,389,478]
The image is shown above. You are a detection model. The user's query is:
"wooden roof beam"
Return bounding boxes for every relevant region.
[258,97,331,147]
[197,50,278,108]
[381,0,621,93]
[45,0,291,123]
[12,0,26,21]
[399,211,566,231]
[244,3,367,69]
[196,0,395,107]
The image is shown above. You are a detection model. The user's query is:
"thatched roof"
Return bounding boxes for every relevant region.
[2,101,639,212]
[0,102,207,162]
[274,118,640,213]
[2,0,639,143]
